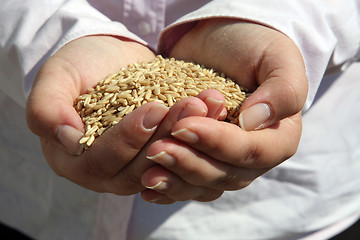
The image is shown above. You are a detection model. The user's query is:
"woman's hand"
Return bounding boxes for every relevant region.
[26,36,167,194]
[26,35,230,196]
[141,19,308,204]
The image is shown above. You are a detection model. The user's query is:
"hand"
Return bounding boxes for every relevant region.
[140,19,308,203]
[26,36,167,193]
[26,35,227,195]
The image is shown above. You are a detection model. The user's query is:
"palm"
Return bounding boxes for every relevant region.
[170,19,308,128]
[27,35,223,196]
[137,19,309,203]
[27,36,157,191]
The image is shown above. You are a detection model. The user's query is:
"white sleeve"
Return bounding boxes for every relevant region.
[0,0,146,108]
[159,0,360,110]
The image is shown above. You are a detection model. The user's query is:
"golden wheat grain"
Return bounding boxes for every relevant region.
[74,55,250,149]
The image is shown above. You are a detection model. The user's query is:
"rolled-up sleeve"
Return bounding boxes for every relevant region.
[159,0,360,110]
[0,0,146,107]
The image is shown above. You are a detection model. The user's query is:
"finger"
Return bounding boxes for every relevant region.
[26,36,156,154]
[238,38,308,130]
[140,189,175,205]
[41,102,169,192]
[169,19,308,131]
[26,58,85,155]
[170,113,302,169]
[141,165,223,202]
[196,89,226,119]
[103,97,209,195]
[146,139,263,191]
[80,102,168,178]
[218,108,228,121]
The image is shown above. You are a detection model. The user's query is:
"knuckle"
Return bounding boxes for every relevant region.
[242,141,278,169]
[214,175,252,191]
[210,163,259,191]
[179,167,200,183]
[213,172,238,190]
[114,121,147,151]
[211,166,249,190]
[84,157,111,179]
[278,81,304,118]
[200,138,226,161]
[193,189,224,202]
[108,169,143,195]
[285,83,302,114]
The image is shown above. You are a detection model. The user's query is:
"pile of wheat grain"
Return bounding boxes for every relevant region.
[74,55,249,149]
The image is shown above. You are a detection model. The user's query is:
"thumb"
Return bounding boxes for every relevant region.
[26,57,85,155]
[239,40,308,131]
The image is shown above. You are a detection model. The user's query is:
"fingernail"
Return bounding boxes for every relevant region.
[145,180,169,191]
[146,197,163,204]
[219,108,228,120]
[239,103,271,131]
[204,97,225,118]
[57,125,84,155]
[178,103,207,120]
[142,104,169,131]
[146,151,176,166]
[171,128,198,144]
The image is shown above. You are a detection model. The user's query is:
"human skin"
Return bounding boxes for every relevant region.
[26,18,308,203]
[140,19,308,204]
[26,36,226,195]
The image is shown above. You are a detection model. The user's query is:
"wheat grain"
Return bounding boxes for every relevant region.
[74,55,250,149]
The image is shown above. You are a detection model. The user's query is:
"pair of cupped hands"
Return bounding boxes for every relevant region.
[26,19,308,204]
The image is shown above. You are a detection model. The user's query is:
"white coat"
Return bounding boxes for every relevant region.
[0,0,359,239]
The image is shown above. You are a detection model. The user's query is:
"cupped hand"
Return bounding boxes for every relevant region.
[25,35,230,196]
[141,19,308,203]
[102,89,227,197]
[170,18,308,130]
[26,36,165,193]
[26,34,226,195]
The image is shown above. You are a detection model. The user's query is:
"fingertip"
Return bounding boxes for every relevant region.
[141,102,169,131]
[57,124,84,155]
[203,97,226,119]
[218,108,228,121]
[141,189,175,204]
[196,89,226,119]
[145,180,169,191]
[239,103,271,131]
[141,166,175,204]
[196,89,225,101]
[178,100,207,120]
[89,102,169,156]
